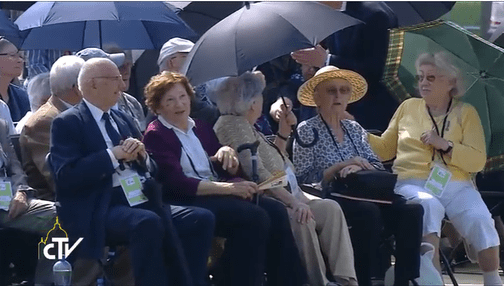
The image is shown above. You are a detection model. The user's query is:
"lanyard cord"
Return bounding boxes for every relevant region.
[426,98,452,166]
[320,115,361,162]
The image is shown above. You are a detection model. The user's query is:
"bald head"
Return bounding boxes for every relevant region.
[78,58,125,111]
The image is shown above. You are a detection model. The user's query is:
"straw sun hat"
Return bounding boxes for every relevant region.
[297,65,368,107]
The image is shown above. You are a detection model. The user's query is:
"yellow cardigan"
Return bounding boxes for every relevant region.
[368,98,486,181]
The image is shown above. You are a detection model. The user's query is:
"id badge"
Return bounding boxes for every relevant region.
[0,179,12,211]
[285,165,301,199]
[424,164,452,197]
[120,175,149,207]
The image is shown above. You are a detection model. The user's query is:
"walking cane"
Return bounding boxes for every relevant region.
[237,140,261,204]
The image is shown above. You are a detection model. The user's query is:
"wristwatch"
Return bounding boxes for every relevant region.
[441,140,454,154]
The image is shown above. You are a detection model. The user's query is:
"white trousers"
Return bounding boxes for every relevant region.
[395,179,500,252]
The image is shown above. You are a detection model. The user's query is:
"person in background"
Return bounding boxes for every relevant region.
[0,37,30,122]
[158,37,220,125]
[104,46,147,132]
[16,72,51,133]
[24,49,65,80]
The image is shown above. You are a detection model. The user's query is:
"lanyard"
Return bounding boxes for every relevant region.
[320,115,360,162]
[426,99,452,165]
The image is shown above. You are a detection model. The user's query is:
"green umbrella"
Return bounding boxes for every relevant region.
[382,20,504,172]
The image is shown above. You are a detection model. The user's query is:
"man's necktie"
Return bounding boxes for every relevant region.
[102,112,121,146]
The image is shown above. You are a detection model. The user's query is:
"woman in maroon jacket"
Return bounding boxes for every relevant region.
[142,71,307,286]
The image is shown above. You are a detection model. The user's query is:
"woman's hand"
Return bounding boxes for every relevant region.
[226,181,262,200]
[211,146,240,174]
[292,202,314,224]
[420,130,449,151]
[339,164,363,178]
[347,156,374,170]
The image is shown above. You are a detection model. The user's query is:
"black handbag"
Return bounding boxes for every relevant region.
[334,170,401,202]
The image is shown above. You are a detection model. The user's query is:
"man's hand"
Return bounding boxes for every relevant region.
[291,44,327,68]
[8,191,29,220]
[210,146,240,174]
[420,130,449,151]
[111,145,137,162]
[225,181,262,200]
[292,202,314,225]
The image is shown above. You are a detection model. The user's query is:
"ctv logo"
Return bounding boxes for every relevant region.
[38,217,84,260]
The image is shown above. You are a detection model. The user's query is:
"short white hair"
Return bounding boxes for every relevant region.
[214,71,266,116]
[415,52,465,99]
[77,58,115,92]
[50,55,85,98]
[27,72,51,111]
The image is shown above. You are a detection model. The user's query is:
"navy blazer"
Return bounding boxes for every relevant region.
[49,101,154,259]
[326,2,399,131]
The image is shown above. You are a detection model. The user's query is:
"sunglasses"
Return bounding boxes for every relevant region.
[415,74,440,83]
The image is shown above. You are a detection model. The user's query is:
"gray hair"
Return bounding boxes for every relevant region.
[77,58,115,92]
[415,52,464,99]
[214,71,266,116]
[50,55,85,98]
[27,72,51,111]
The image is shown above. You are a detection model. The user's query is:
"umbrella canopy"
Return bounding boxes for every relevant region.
[0,10,22,47]
[385,2,455,27]
[14,1,197,51]
[181,1,362,87]
[167,1,245,38]
[382,20,504,171]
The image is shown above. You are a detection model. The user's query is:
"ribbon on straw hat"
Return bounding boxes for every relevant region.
[297,65,368,107]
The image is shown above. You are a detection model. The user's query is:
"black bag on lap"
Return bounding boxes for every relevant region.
[333,170,404,203]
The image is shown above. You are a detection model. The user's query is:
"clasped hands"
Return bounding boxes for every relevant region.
[112,137,147,162]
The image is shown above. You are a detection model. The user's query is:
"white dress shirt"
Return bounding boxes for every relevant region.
[83,99,139,187]
[158,115,215,181]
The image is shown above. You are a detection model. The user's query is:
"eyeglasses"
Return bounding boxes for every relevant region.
[0,52,24,60]
[415,74,441,83]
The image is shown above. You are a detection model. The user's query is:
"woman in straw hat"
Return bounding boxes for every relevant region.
[213,71,357,286]
[293,66,423,286]
[369,52,501,285]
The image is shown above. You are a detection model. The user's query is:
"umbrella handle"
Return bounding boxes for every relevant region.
[278,96,319,147]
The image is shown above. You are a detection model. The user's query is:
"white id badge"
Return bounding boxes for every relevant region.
[120,175,149,207]
[424,164,452,197]
[0,180,12,211]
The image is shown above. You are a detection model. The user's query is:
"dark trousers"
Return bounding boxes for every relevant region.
[107,190,215,286]
[173,195,307,286]
[171,205,215,286]
[335,198,423,286]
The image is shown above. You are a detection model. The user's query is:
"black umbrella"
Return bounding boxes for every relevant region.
[490,24,504,48]
[385,2,455,27]
[168,1,246,38]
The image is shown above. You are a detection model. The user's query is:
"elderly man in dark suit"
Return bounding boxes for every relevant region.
[49,58,214,286]
[292,1,399,132]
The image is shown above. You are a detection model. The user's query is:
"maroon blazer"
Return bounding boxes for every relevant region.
[143,118,234,201]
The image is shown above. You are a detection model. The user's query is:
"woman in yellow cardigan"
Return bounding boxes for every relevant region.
[369,52,501,285]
